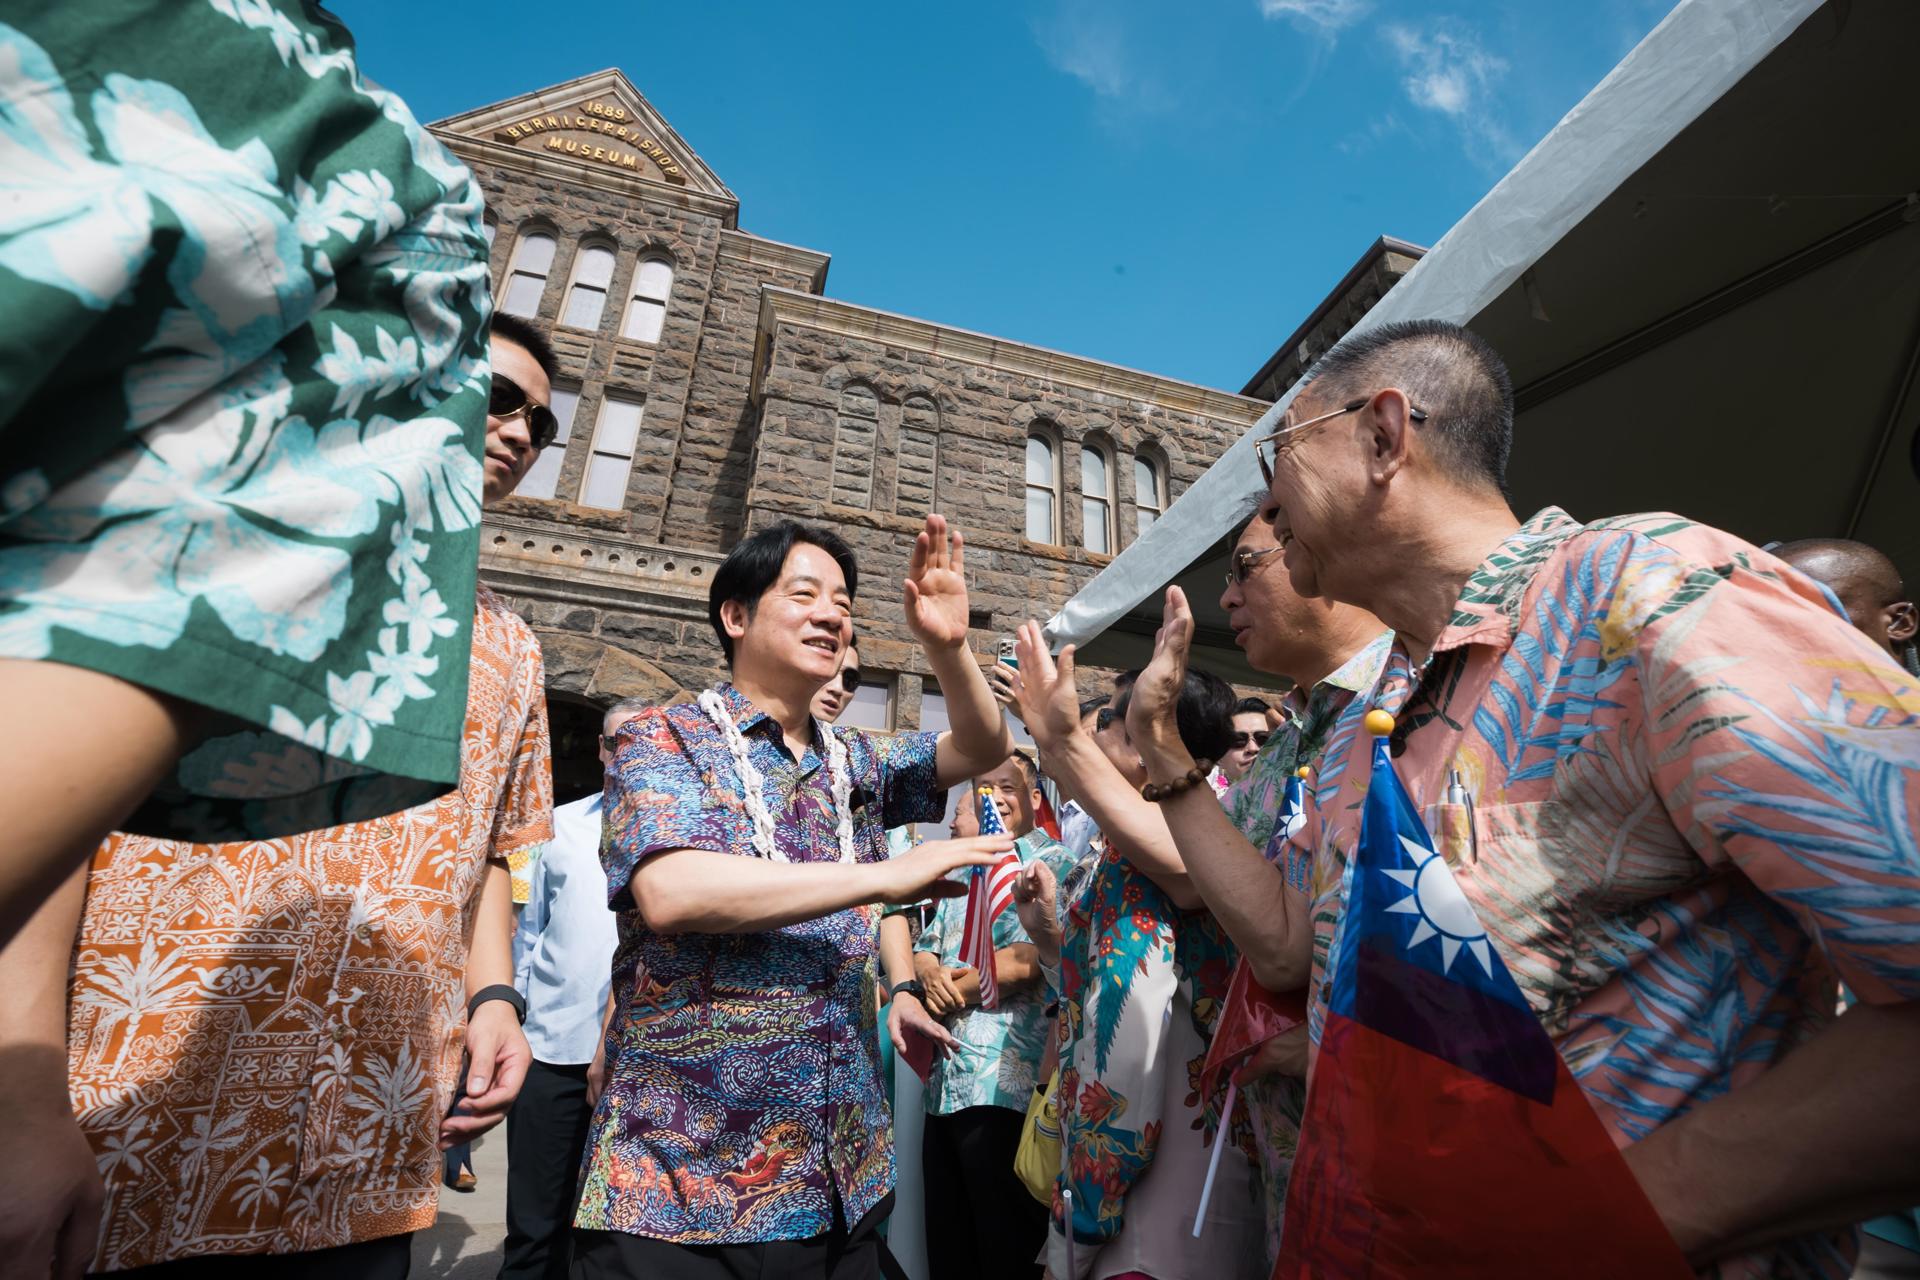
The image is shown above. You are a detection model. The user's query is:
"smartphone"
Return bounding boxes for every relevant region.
[996,636,1018,669]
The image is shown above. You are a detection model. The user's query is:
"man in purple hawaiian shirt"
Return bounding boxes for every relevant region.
[573,516,1019,1280]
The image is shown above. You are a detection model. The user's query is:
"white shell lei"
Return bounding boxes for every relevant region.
[698,689,856,864]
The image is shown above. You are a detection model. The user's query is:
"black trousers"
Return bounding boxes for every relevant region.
[91,1232,412,1279]
[921,1105,1047,1280]
[503,1058,596,1280]
[572,1191,898,1280]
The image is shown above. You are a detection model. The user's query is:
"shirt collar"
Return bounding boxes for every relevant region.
[1430,506,1584,652]
[1320,629,1394,694]
[1280,628,1395,721]
[711,682,824,765]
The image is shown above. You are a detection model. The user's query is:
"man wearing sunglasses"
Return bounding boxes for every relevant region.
[488,317,564,461]
[37,315,563,1279]
[1221,697,1273,783]
[810,643,863,723]
[1016,504,1388,1268]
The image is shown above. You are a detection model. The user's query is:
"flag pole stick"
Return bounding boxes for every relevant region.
[1061,1069,1075,1279]
[1192,1079,1238,1237]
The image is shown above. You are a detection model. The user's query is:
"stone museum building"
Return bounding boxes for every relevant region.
[431,71,1396,798]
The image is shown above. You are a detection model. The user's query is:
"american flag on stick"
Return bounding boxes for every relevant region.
[958,785,1023,1010]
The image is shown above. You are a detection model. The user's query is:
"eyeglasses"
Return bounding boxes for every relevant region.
[839,668,861,693]
[599,733,620,752]
[490,374,560,450]
[1229,730,1271,750]
[1226,544,1286,588]
[1096,707,1118,732]
[1254,394,1429,488]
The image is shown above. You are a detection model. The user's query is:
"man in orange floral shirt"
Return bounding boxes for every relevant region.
[0,315,560,1280]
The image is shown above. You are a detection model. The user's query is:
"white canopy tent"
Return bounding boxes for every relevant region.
[1048,0,1920,669]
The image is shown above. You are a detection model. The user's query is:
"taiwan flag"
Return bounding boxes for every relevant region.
[1275,718,1692,1279]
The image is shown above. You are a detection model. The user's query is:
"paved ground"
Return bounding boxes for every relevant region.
[412,1130,509,1279]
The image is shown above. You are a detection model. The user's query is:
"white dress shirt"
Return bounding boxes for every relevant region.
[512,791,619,1064]
[1057,798,1099,858]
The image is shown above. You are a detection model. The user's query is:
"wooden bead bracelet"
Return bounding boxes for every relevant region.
[1141,758,1215,803]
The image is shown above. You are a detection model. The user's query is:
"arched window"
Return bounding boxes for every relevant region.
[1025,429,1060,544]
[482,217,498,251]
[1134,451,1167,537]
[896,394,939,514]
[1080,442,1113,554]
[831,384,879,508]
[561,243,617,330]
[500,230,555,318]
[620,257,674,343]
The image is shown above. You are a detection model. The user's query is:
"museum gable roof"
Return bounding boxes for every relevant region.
[430,69,737,218]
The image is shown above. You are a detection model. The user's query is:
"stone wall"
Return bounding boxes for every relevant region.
[746,308,1266,695]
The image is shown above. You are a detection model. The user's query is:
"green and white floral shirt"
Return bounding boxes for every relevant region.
[914,830,1079,1115]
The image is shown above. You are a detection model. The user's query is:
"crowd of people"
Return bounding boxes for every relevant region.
[1,7,1917,1280]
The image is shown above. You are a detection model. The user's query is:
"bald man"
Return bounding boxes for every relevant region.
[1776,537,1920,1280]
[1774,538,1918,669]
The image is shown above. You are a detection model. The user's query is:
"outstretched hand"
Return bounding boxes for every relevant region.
[903,515,971,652]
[1013,620,1083,750]
[1127,586,1198,770]
[872,835,1013,905]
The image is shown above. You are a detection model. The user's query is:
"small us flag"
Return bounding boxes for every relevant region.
[958,785,1023,1010]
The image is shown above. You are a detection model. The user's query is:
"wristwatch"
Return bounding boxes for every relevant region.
[888,979,926,1001]
[467,983,527,1024]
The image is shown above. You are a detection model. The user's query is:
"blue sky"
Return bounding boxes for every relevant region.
[338,0,1673,393]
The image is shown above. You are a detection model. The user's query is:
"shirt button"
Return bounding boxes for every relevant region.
[329,1022,347,1041]
[354,924,372,942]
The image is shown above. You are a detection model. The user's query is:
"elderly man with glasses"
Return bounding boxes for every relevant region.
[1161,316,1920,1277]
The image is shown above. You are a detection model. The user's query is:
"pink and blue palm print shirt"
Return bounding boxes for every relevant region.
[1286,508,1920,1280]
[577,683,944,1244]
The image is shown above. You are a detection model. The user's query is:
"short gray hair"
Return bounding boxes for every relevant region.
[603,697,652,731]
[1304,319,1513,496]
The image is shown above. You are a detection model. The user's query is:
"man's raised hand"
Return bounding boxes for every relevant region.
[1013,620,1083,750]
[903,514,972,652]
[1127,586,1198,768]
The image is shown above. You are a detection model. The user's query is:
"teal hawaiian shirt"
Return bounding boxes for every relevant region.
[915,830,1079,1115]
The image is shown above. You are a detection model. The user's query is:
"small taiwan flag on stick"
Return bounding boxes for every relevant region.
[1275,711,1692,1279]
[957,785,1022,1010]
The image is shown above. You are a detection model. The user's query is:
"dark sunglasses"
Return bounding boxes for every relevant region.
[839,668,861,693]
[1096,707,1119,732]
[599,733,620,752]
[1230,730,1272,749]
[490,374,560,450]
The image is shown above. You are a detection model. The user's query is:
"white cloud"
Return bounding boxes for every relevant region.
[1381,19,1519,163]
[1033,3,1173,113]
[1259,0,1371,36]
